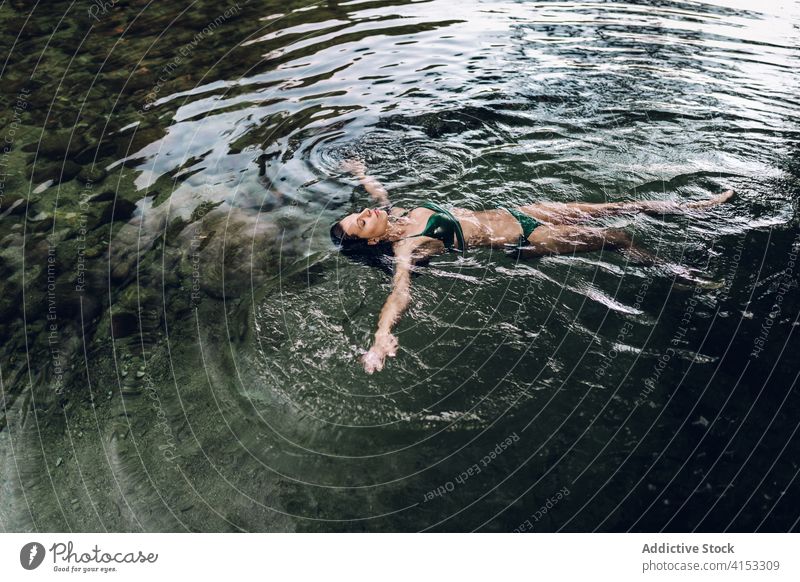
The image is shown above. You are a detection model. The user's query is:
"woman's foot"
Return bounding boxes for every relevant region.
[687,189,735,209]
[672,276,724,291]
[661,262,724,289]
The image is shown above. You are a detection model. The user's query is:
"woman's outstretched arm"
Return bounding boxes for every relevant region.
[341,159,390,206]
[362,245,415,374]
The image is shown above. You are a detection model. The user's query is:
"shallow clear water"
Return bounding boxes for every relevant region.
[1,0,799,531]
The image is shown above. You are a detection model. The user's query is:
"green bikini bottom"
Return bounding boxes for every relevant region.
[501,207,541,246]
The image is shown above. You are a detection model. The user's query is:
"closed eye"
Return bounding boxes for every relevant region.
[358,219,365,228]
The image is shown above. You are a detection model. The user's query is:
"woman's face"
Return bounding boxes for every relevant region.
[340,207,389,242]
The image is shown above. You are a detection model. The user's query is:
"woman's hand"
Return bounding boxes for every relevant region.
[341,158,366,178]
[361,332,398,374]
[341,158,390,204]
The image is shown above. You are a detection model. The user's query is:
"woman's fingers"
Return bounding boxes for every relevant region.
[362,334,398,372]
[375,333,398,358]
[361,349,385,374]
[341,158,366,175]
[386,334,398,357]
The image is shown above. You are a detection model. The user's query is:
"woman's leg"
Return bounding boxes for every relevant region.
[519,190,734,225]
[516,225,617,255]
[512,225,719,285]
[517,225,646,257]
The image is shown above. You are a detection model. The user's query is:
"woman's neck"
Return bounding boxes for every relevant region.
[384,213,411,242]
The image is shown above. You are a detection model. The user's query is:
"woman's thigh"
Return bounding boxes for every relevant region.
[519,201,636,224]
[518,202,599,224]
[525,225,617,255]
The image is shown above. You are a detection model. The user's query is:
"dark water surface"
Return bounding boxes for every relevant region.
[1,0,799,531]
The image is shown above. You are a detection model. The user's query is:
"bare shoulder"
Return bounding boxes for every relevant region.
[402,206,436,233]
[389,206,432,223]
[407,206,434,218]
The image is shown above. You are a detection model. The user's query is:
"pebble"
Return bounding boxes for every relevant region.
[95,198,137,227]
[77,165,107,185]
[25,131,85,159]
[89,190,116,203]
[0,193,27,214]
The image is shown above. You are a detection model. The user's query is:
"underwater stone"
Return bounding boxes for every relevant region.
[0,285,22,325]
[30,215,55,233]
[77,165,108,185]
[0,193,27,215]
[94,199,137,228]
[165,217,188,241]
[127,69,156,92]
[115,126,164,157]
[50,275,93,320]
[61,161,82,182]
[74,141,118,165]
[89,190,117,203]
[84,246,101,259]
[24,131,86,160]
[110,311,139,338]
[29,160,81,184]
[189,200,223,222]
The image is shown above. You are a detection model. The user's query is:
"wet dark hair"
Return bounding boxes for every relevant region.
[330,219,395,275]
[329,221,355,246]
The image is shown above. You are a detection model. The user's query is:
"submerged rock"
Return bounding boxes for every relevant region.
[94,199,137,228]
[0,193,27,215]
[122,205,289,300]
[89,190,117,203]
[77,165,107,185]
[114,126,164,157]
[29,160,81,184]
[110,311,140,339]
[23,131,86,160]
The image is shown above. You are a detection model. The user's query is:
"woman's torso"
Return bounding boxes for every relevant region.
[392,205,530,249]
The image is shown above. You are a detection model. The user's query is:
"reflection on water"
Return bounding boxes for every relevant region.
[0,0,799,531]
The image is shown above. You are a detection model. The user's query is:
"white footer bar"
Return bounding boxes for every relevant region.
[1,533,796,581]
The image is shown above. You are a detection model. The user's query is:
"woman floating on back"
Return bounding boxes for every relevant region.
[330,159,735,373]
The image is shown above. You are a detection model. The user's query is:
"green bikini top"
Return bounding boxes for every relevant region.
[396,201,466,252]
